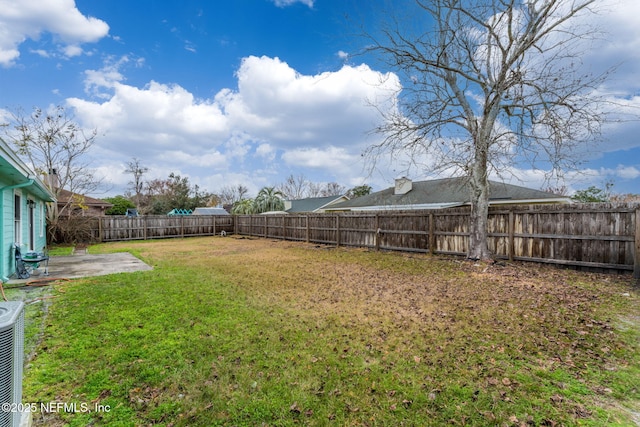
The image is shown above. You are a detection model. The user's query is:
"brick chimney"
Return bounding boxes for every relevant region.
[48,168,59,189]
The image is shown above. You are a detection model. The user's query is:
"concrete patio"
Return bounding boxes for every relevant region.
[7,249,153,284]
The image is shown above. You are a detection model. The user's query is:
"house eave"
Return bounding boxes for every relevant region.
[487,198,571,206]
[326,202,465,212]
[313,195,350,212]
[327,198,570,212]
[0,138,56,202]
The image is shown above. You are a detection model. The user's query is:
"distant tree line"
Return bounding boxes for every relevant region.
[545,181,640,204]
[569,183,640,204]
[222,174,372,215]
[106,161,372,215]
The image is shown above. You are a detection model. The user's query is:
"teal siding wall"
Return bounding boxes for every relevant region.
[0,186,49,281]
[0,181,14,280]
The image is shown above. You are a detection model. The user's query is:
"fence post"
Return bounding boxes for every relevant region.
[429,213,435,255]
[508,210,515,261]
[336,214,341,247]
[634,207,640,279]
[282,215,287,240]
[375,213,380,251]
[306,215,310,243]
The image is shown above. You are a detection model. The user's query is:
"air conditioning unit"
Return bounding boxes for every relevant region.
[0,301,25,427]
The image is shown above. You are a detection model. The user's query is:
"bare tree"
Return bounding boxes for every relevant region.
[322,182,347,197]
[125,157,148,208]
[219,184,249,206]
[306,182,324,198]
[2,105,103,238]
[278,174,310,200]
[365,0,611,259]
[610,193,640,204]
[277,174,349,199]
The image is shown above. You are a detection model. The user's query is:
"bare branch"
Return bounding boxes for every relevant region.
[364,0,612,259]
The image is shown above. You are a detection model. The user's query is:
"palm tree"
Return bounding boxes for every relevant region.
[255,187,284,213]
[231,198,256,214]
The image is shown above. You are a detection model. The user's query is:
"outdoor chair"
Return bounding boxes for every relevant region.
[14,243,49,279]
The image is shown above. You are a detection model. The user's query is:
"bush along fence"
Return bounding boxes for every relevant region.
[55,203,640,277]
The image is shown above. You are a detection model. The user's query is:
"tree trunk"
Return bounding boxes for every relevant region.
[467,144,492,261]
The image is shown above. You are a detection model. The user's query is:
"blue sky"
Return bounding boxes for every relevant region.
[1,0,639,198]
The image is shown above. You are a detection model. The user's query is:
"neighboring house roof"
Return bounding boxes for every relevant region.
[285,195,350,213]
[0,138,55,202]
[326,177,569,211]
[56,189,113,209]
[192,207,230,215]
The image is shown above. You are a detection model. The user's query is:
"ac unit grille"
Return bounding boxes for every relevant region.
[0,302,25,427]
[0,327,13,426]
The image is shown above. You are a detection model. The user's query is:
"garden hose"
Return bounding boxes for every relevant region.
[0,277,70,302]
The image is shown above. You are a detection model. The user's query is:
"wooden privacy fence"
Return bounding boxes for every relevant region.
[79,215,235,242]
[58,203,640,277]
[234,204,640,277]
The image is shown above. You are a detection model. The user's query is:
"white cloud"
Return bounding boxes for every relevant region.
[221,55,398,147]
[255,143,276,161]
[584,165,640,182]
[590,0,640,66]
[615,165,640,180]
[156,150,227,169]
[272,0,314,8]
[68,79,230,153]
[495,162,640,195]
[30,49,50,58]
[61,44,83,58]
[281,146,361,182]
[0,0,109,66]
[66,55,397,195]
[224,132,253,160]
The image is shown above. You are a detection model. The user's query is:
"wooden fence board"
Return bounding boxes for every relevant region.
[56,203,640,276]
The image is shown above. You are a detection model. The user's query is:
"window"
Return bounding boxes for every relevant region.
[39,202,44,238]
[28,199,35,250]
[14,193,21,244]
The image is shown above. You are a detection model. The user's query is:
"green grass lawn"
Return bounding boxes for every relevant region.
[13,237,640,426]
[46,245,75,256]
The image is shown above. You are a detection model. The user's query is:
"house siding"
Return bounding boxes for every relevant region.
[0,183,55,281]
[0,180,13,280]
[0,138,55,281]
[0,187,50,281]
